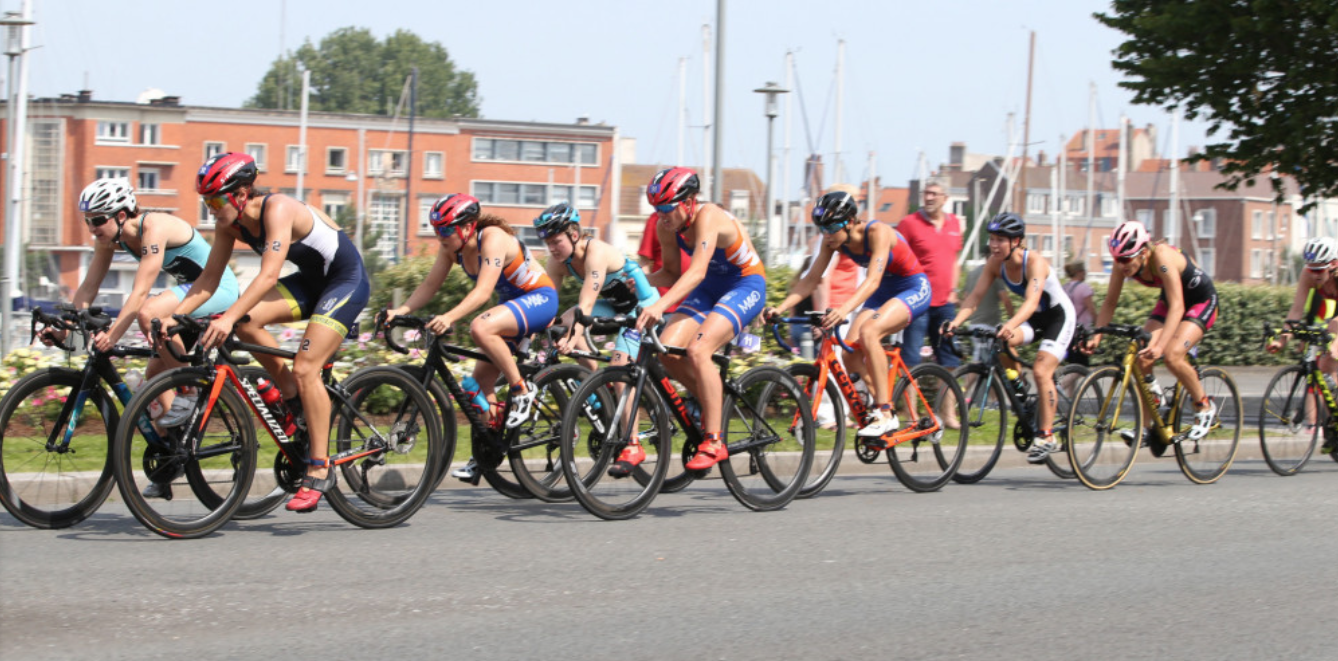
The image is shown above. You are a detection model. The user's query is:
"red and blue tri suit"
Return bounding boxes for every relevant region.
[837,221,931,319]
[673,208,767,335]
[462,228,558,340]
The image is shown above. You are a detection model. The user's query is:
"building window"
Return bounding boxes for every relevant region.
[473,181,598,208]
[96,121,129,144]
[204,141,225,159]
[95,167,130,181]
[243,143,267,172]
[327,147,347,175]
[1193,209,1216,239]
[137,168,161,192]
[1266,211,1275,240]
[321,191,350,224]
[423,152,444,179]
[1252,210,1264,239]
[1027,193,1047,214]
[1100,195,1117,218]
[285,145,305,174]
[198,198,217,229]
[417,196,437,235]
[1197,247,1215,278]
[471,137,600,165]
[369,193,402,262]
[1250,249,1262,278]
[368,150,407,177]
[730,190,750,219]
[1135,209,1153,229]
[140,123,160,146]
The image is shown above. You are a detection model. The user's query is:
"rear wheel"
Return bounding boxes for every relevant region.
[950,364,1006,484]
[786,363,846,498]
[886,364,967,492]
[1173,366,1241,484]
[509,364,590,503]
[1043,364,1090,480]
[1257,365,1322,476]
[718,366,815,511]
[1067,366,1142,490]
[0,368,117,529]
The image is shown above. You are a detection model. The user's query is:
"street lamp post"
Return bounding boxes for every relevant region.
[1,5,33,357]
[753,81,788,267]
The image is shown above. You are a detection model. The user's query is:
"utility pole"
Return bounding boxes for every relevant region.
[1,2,32,357]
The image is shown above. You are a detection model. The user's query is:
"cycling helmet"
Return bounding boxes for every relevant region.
[646,167,700,207]
[1108,220,1150,258]
[1303,237,1338,268]
[534,202,580,239]
[429,193,481,228]
[78,178,137,216]
[811,191,859,232]
[196,152,257,196]
[986,212,1026,238]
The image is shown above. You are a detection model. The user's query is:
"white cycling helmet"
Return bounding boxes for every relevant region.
[78,178,137,216]
[1303,237,1338,269]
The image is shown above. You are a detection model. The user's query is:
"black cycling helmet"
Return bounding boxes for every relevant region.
[986,212,1026,238]
[533,202,580,239]
[811,191,860,233]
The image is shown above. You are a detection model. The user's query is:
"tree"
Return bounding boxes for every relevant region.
[247,27,480,118]
[1096,1,1338,209]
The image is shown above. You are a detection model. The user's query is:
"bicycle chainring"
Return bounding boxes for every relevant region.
[1013,421,1033,452]
[273,449,305,492]
[141,443,186,484]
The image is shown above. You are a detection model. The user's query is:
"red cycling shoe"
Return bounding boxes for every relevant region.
[286,461,335,513]
[607,442,646,478]
[685,440,728,470]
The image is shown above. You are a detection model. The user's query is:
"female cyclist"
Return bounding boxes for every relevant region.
[170,152,371,513]
[635,167,767,470]
[535,201,659,476]
[1268,236,1338,416]
[384,194,559,481]
[763,190,931,439]
[945,213,1076,463]
[1084,219,1219,443]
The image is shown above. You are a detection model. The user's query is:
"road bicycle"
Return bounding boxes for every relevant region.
[0,306,158,528]
[770,312,968,494]
[379,313,597,502]
[945,325,1089,482]
[1066,323,1242,490]
[1258,320,1338,475]
[558,312,816,520]
[111,314,443,538]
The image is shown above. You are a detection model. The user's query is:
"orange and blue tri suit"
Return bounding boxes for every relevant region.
[463,229,558,339]
[838,221,931,318]
[673,208,767,335]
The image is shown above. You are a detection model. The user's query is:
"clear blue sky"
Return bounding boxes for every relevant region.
[13,0,1213,196]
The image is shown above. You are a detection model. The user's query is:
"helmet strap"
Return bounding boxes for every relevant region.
[680,199,699,231]
[112,213,125,244]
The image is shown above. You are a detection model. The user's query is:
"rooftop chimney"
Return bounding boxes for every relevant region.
[77,90,92,103]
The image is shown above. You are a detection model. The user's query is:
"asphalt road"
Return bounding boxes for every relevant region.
[3,454,1335,661]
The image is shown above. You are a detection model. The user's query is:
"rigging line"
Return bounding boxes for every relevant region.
[788,52,819,155]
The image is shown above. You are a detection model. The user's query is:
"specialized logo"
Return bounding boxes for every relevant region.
[239,375,290,443]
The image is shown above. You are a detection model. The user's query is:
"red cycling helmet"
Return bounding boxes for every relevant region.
[429,193,481,228]
[646,167,700,207]
[196,152,258,196]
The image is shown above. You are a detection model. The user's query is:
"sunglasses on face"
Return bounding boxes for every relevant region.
[654,203,678,214]
[536,225,566,240]
[1115,255,1136,265]
[84,214,114,227]
[818,221,848,235]
[434,223,461,239]
[203,195,228,212]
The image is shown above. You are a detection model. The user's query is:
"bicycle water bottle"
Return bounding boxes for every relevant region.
[124,369,144,392]
[1005,368,1028,397]
[462,376,491,414]
[1144,374,1168,416]
[257,378,298,436]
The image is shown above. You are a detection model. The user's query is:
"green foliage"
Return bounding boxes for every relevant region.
[332,205,387,290]
[1095,1,1338,210]
[247,27,480,119]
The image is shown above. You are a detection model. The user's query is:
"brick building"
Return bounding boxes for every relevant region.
[0,91,617,307]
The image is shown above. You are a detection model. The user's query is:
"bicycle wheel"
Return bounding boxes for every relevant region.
[786,363,847,498]
[114,368,256,538]
[1173,366,1242,484]
[559,366,671,520]
[509,363,589,503]
[1043,364,1090,480]
[886,363,968,492]
[1257,365,1322,476]
[323,366,443,528]
[397,365,458,492]
[950,364,1006,484]
[1066,365,1142,490]
[225,366,290,520]
[0,368,118,529]
[718,366,815,511]
[466,376,533,500]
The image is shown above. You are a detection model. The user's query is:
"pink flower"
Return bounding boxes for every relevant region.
[279,327,298,342]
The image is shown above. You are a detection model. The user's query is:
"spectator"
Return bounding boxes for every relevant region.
[1063,260,1096,366]
[896,180,963,366]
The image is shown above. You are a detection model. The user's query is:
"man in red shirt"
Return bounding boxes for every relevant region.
[896,180,963,367]
[637,212,690,312]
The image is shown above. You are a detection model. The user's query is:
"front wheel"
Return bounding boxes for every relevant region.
[1066,365,1142,490]
[0,368,118,529]
[886,363,968,492]
[1173,366,1241,484]
[324,366,443,528]
[1043,364,1090,480]
[786,363,846,498]
[718,366,815,511]
[509,363,590,503]
[1257,364,1322,476]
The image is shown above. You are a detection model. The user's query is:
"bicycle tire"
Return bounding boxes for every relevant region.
[950,364,1006,484]
[1257,364,1322,476]
[559,366,671,520]
[886,363,968,492]
[323,366,443,528]
[1043,364,1090,480]
[466,375,533,500]
[1173,366,1241,484]
[509,363,590,503]
[1066,365,1142,490]
[785,363,847,498]
[0,368,118,529]
[228,366,290,520]
[113,368,256,539]
[718,366,816,511]
[398,365,458,492]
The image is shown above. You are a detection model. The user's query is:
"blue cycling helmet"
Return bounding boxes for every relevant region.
[534,202,580,239]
